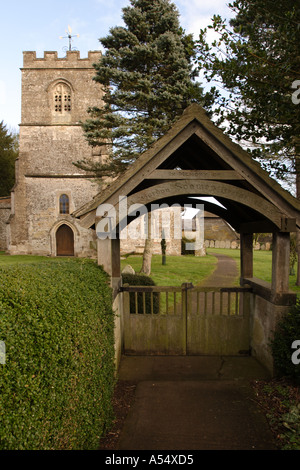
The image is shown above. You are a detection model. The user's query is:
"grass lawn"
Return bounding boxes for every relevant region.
[0,253,53,266]
[208,247,273,279]
[121,252,218,286]
[208,248,300,295]
[2,249,300,294]
[121,248,300,294]
[0,252,78,266]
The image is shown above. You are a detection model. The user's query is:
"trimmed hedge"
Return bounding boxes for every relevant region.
[122,273,159,314]
[271,302,300,385]
[181,237,195,255]
[0,259,115,450]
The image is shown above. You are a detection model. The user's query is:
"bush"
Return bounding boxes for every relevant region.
[181,237,195,255]
[270,302,300,385]
[0,259,115,449]
[122,273,159,314]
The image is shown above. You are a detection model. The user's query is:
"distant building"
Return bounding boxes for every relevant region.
[183,211,240,250]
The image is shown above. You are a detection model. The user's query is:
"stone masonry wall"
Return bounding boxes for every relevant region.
[120,207,182,255]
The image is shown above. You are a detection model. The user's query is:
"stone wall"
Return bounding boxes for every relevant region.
[184,212,272,251]
[204,239,271,250]
[120,207,182,255]
[251,293,291,374]
[204,239,240,249]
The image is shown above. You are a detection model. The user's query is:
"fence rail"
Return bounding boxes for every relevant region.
[121,284,252,316]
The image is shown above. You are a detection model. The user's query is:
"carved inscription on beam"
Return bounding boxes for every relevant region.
[146,170,244,180]
[123,180,282,228]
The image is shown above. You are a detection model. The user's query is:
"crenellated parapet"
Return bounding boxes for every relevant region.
[22,50,101,69]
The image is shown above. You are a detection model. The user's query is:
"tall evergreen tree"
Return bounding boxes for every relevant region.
[0,122,18,197]
[197,0,300,178]
[196,0,300,281]
[77,0,204,274]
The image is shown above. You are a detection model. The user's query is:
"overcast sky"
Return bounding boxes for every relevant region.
[0,0,233,131]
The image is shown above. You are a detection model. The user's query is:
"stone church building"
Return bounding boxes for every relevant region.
[0,49,239,258]
[5,50,103,257]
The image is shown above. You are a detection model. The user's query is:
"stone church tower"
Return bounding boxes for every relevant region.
[8,50,103,257]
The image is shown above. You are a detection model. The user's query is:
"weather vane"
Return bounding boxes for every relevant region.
[59,26,80,52]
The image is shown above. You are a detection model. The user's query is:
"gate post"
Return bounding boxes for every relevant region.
[123,284,130,316]
[181,283,188,355]
[181,283,193,356]
[97,237,122,368]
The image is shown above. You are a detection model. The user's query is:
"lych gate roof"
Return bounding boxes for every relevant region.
[74,104,300,233]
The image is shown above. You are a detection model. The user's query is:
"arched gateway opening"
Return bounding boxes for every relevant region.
[73,104,300,374]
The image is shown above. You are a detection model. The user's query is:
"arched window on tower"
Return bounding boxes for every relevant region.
[54,83,72,115]
[59,194,70,214]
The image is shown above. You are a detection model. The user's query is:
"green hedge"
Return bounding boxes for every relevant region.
[271,302,300,384]
[181,237,195,255]
[122,273,159,314]
[0,259,115,450]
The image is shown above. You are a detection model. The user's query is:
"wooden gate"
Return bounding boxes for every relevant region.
[122,283,252,355]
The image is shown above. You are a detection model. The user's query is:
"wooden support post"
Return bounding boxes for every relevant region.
[272,231,290,294]
[111,237,121,278]
[240,232,253,280]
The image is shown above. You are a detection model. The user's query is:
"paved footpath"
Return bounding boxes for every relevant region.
[116,356,276,450]
[199,252,239,287]
[115,253,277,451]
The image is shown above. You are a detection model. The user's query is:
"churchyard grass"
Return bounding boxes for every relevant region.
[1,249,299,293]
[121,252,218,286]
[208,248,300,295]
[121,248,300,294]
[0,253,65,266]
[0,253,98,269]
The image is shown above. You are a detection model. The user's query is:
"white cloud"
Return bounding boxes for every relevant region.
[176,0,234,37]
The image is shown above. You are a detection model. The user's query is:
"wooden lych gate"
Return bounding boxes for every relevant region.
[121,284,252,356]
[73,104,300,375]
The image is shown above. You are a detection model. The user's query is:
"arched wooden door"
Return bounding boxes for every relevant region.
[56,224,74,256]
